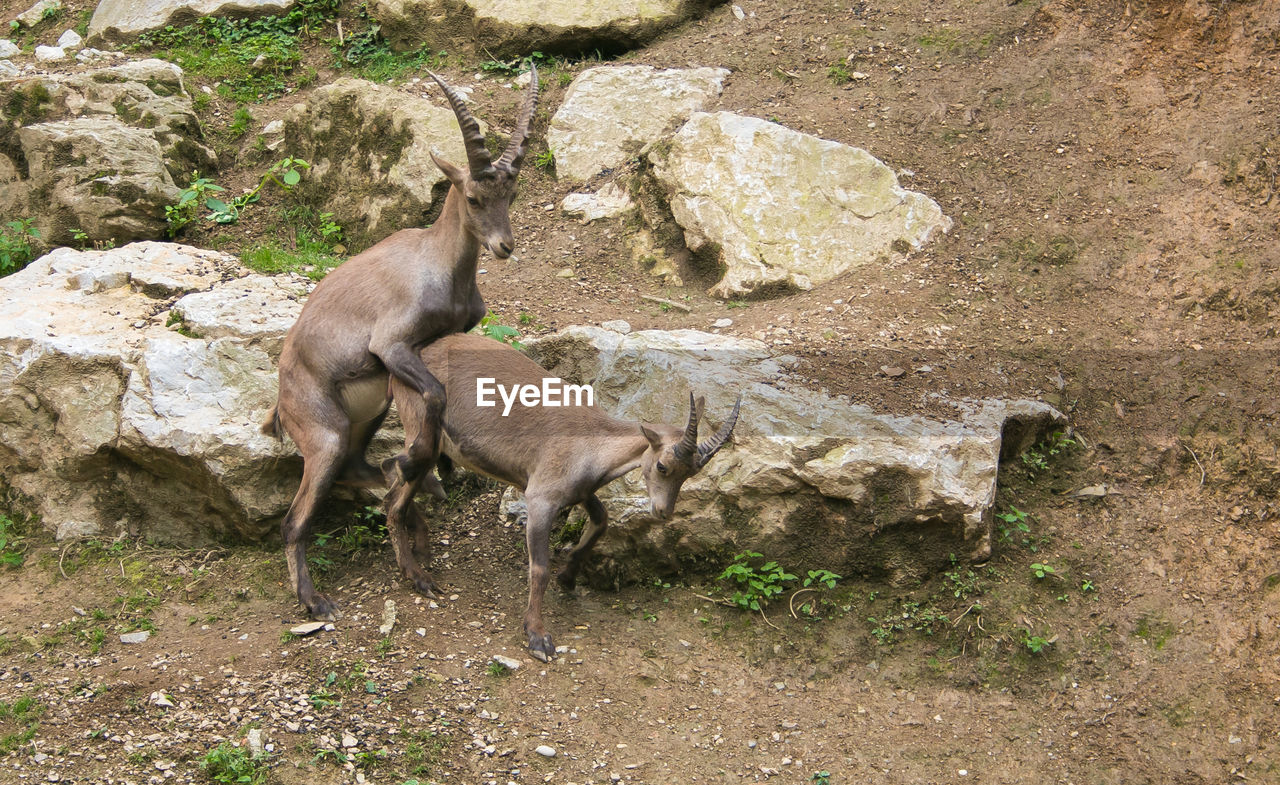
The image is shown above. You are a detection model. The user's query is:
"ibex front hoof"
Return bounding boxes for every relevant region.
[305,593,339,621]
[422,473,447,501]
[412,575,441,598]
[527,632,555,662]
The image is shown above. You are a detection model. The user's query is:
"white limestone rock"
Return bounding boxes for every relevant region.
[548,64,729,183]
[650,112,952,299]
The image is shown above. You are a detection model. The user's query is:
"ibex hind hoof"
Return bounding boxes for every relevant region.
[527,633,555,662]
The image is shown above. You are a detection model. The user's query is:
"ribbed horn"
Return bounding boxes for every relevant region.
[429,71,492,177]
[496,63,539,172]
[695,396,741,469]
[672,391,701,462]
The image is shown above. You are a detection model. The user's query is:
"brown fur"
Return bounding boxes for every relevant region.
[384,333,740,661]
[263,71,540,621]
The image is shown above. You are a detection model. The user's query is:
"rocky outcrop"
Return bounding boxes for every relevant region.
[279,78,483,248]
[0,243,317,543]
[650,112,952,299]
[0,59,215,245]
[373,0,727,58]
[507,326,1063,586]
[87,0,294,44]
[548,64,729,183]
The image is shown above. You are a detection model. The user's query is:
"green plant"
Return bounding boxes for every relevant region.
[474,311,523,349]
[0,218,41,277]
[716,551,797,611]
[532,149,555,170]
[803,569,841,590]
[0,513,26,567]
[200,740,271,784]
[1022,631,1053,654]
[1021,430,1077,474]
[811,772,832,785]
[1080,579,1096,593]
[1030,562,1056,580]
[479,50,555,77]
[485,660,508,677]
[995,505,1047,551]
[207,156,310,224]
[0,696,44,755]
[826,63,853,84]
[229,106,254,137]
[166,173,225,237]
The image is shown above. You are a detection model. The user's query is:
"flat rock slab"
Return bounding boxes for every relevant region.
[374,0,726,58]
[650,111,952,299]
[548,64,729,182]
[506,326,1063,585]
[88,0,295,43]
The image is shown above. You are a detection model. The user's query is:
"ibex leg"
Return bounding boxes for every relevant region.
[557,493,609,591]
[278,399,350,620]
[522,495,560,661]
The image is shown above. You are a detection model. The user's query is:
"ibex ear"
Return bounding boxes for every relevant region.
[639,425,664,452]
[430,149,467,188]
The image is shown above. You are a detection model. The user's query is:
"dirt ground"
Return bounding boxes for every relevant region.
[2,0,1279,783]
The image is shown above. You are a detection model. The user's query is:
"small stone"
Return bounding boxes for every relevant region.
[491,654,521,671]
[342,733,358,748]
[0,60,17,77]
[732,4,745,19]
[34,45,65,62]
[713,318,732,328]
[378,599,397,635]
[0,40,19,58]
[246,728,264,754]
[56,29,81,49]
[262,119,284,135]
[120,631,150,644]
[880,365,906,378]
[534,744,556,757]
[289,621,327,636]
[556,267,576,279]
[600,320,631,334]
[149,691,175,708]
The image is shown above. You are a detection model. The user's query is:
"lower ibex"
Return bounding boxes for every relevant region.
[384,333,741,661]
[261,70,539,620]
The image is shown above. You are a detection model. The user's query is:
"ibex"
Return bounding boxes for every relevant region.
[261,70,540,620]
[383,333,741,661]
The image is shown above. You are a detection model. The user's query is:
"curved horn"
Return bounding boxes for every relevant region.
[696,396,741,469]
[429,71,492,177]
[496,63,540,172]
[672,391,701,462]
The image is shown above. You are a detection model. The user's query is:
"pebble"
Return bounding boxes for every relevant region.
[601,319,631,334]
[262,119,284,134]
[0,60,17,77]
[34,45,65,62]
[56,29,81,49]
[534,744,556,757]
[491,654,521,671]
[556,267,576,278]
[149,691,175,708]
[378,599,397,635]
[120,631,150,644]
[713,318,733,328]
[0,39,19,58]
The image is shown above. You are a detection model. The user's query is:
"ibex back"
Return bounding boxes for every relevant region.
[261,70,540,620]
[384,333,741,661]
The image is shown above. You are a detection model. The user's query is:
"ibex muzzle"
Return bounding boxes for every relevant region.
[261,70,540,621]
[383,334,742,661]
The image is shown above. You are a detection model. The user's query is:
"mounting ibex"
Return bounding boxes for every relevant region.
[261,70,540,620]
[383,333,741,661]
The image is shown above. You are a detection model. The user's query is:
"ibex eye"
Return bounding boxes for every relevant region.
[466,196,480,206]
[656,462,667,474]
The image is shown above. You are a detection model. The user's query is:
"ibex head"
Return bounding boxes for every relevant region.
[639,393,742,520]
[428,67,540,259]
